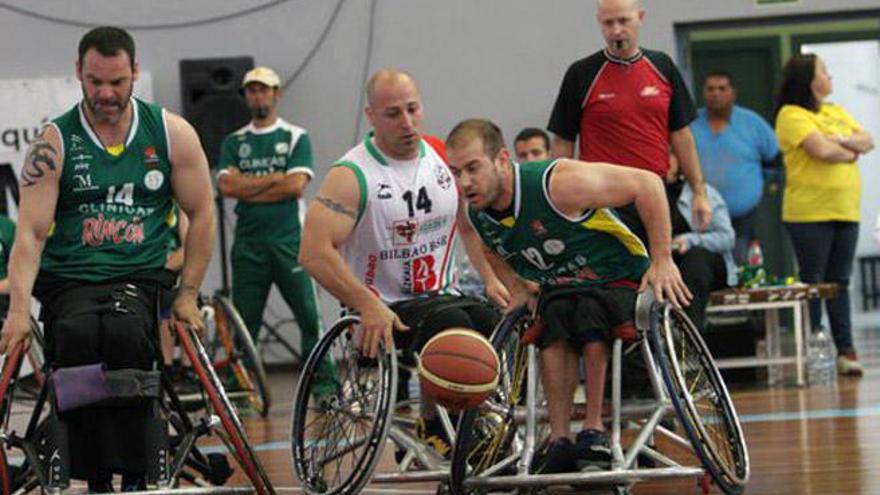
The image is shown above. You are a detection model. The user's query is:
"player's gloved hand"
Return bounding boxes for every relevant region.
[0,311,32,355]
[639,256,692,309]
[359,300,409,359]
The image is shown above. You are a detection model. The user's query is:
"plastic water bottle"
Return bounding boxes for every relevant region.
[743,240,767,288]
[747,240,764,268]
[806,329,837,387]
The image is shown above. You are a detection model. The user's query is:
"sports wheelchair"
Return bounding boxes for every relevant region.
[0,309,274,494]
[291,291,749,495]
[448,291,749,494]
[290,296,498,495]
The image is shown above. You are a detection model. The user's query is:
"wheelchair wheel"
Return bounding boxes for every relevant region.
[175,323,275,495]
[449,306,531,495]
[649,304,749,495]
[0,345,30,494]
[213,295,272,417]
[290,316,397,495]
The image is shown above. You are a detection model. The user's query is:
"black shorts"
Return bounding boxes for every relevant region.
[389,295,500,356]
[538,286,637,351]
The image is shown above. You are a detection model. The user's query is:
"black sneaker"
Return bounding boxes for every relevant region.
[574,429,612,470]
[416,417,452,459]
[530,437,576,474]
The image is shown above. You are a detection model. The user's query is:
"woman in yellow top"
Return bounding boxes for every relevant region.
[775,53,874,376]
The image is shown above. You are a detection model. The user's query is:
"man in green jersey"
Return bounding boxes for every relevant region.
[446,119,691,473]
[0,27,215,490]
[217,66,335,395]
[0,214,15,316]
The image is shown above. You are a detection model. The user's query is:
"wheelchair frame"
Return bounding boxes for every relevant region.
[449,296,749,495]
[0,317,275,494]
[291,293,749,495]
[290,313,469,495]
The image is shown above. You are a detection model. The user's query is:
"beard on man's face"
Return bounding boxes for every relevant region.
[251,106,271,120]
[83,84,132,121]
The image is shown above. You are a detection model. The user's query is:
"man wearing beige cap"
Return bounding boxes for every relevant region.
[217,66,336,398]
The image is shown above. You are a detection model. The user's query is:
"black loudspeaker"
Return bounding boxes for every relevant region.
[179,57,254,168]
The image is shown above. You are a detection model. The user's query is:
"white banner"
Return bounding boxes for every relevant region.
[0,72,153,176]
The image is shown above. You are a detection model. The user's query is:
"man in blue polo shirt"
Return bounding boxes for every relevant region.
[691,71,780,263]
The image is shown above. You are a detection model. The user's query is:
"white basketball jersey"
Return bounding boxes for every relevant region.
[338,134,459,303]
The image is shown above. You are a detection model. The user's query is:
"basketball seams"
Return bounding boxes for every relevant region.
[420,351,498,384]
[417,327,501,407]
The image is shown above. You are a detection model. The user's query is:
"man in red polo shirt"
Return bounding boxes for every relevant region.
[548,0,711,235]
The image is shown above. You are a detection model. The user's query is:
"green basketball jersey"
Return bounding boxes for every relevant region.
[468,160,649,288]
[0,215,15,280]
[41,98,174,282]
[218,118,313,244]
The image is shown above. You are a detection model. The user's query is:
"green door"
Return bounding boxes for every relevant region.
[690,37,794,280]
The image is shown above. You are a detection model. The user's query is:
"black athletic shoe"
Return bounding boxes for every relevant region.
[531,437,577,474]
[575,429,612,470]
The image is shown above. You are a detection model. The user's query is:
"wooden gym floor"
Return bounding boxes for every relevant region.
[237,317,880,495]
[8,316,880,494]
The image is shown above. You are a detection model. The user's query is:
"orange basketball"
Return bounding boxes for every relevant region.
[417,328,499,410]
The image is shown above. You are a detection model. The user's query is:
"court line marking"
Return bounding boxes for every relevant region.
[738,404,880,423]
[9,404,880,464]
[223,404,880,455]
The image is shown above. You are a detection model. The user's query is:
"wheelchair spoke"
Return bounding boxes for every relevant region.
[292,315,397,495]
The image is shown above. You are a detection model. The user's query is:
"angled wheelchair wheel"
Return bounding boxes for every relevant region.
[449,306,531,495]
[213,295,271,417]
[290,316,397,495]
[0,344,41,494]
[0,345,25,494]
[648,304,749,495]
[175,323,275,495]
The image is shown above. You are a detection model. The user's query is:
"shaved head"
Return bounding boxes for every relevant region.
[363,68,424,160]
[366,69,420,108]
[596,0,644,58]
[597,0,640,10]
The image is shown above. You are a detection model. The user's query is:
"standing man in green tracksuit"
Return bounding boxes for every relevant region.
[0,214,15,317]
[217,66,334,396]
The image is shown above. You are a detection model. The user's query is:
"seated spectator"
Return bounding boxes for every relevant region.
[513,127,551,162]
[666,154,737,331]
[691,70,780,264]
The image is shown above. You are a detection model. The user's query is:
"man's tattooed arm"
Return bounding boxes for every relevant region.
[21,138,58,187]
[315,196,357,220]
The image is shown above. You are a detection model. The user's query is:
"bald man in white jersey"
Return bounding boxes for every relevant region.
[299,69,508,457]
